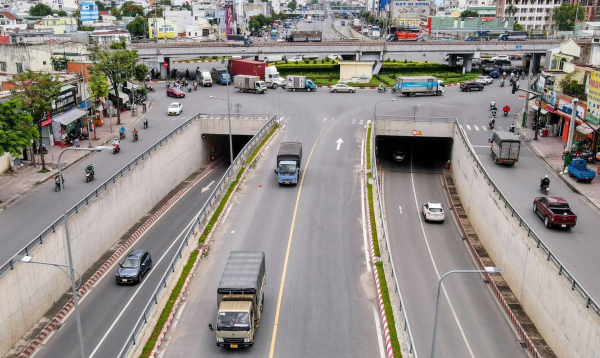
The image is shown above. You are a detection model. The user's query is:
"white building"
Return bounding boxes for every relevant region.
[41,0,79,11]
[500,0,562,31]
[0,11,26,33]
[89,29,130,44]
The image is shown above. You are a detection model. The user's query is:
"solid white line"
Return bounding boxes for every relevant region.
[360,139,371,272]
[409,169,476,358]
[88,216,197,358]
[373,305,386,358]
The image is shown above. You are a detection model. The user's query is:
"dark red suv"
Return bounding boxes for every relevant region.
[167,87,185,98]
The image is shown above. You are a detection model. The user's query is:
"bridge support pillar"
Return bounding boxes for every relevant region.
[161,57,170,80]
[463,55,473,73]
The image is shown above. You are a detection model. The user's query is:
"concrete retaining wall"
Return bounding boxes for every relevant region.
[0,115,266,357]
[375,119,455,138]
[451,126,600,358]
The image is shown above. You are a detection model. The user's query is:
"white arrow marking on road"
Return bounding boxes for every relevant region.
[336,138,344,150]
[201,180,215,193]
[399,206,403,214]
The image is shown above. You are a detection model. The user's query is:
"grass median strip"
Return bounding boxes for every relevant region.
[138,123,279,357]
[366,125,380,257]
[375,261,401,357]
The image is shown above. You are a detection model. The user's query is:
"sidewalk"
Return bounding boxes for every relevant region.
[0,101,151,209]
[516,110,600,210]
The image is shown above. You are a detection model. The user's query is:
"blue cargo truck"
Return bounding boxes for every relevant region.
[394,76,444,97]
[274,142,302,185]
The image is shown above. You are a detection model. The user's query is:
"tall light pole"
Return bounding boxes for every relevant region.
[56,146,111,358]
[77,49,92,148]
[374,98,396,119]
[208,96,233,166]
[431,267,504,358]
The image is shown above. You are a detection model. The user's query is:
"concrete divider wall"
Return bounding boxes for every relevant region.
[450,126,600,358]
[0,115,245,357]
[201,116,272,136]
[375,118,455,138]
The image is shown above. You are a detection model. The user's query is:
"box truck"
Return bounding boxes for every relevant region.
[393,76,444,96]
[233,75,267,94]
[274,142,302,185]
[490,131,520,165]
[285,75,317,92]
[229,59,285,88]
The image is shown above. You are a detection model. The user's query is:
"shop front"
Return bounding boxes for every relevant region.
[556,95,595,151]
[108,88,129,112]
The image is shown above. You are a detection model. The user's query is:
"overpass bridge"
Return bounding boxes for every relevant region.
[131,39,563,77]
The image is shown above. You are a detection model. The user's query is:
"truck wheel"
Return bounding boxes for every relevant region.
[544,217,550,228]
[272,83,278,89]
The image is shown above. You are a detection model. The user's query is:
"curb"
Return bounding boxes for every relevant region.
[18,161,217,358]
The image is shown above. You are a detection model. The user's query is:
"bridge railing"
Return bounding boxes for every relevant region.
[116,114,277,358]
[1,114,271,279]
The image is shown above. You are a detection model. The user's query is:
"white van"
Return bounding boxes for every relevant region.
[200,71,212,87]
[264,55,285,63]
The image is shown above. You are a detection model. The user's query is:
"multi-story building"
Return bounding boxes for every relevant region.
[500,0,562,31]
[572,0,600,22]
[0,11,26,33]
[79,2,99,22]
[34,16,78,34]
[41,0,79,11]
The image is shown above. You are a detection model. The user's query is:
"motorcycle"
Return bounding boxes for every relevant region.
[579,150,597,163]
[113,144,120,154]
[133,132,138,142]
[377,86,387,93]
[143,118,148,129]
[85,170,94,183]
[54,175,63,192]
[145,84,155,92]
[509,125,516,133]
[119,131,126,140]
[541,184,550,195]
[490,104,497,111]
[503,107,510,116]
[187,85,192,92]
[500,81,504,87]
[489,120,495,129]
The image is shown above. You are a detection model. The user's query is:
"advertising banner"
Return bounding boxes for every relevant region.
[390,1,431,19]
[587,70,600,125]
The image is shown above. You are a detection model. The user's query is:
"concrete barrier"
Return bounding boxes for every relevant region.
[451,125,600,358]
[375,117,455,138]
[0,114,269,357]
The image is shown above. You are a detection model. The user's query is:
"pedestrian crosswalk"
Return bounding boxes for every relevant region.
[459,124,511,132]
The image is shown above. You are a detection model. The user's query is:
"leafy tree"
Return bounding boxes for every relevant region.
[90,39,138,124]
[553,3,585,31]
[127,16,147,37]
[96,1,106,11]
[11,71,61,171]
[288,0,297,11]
[311,0,318,4]
[460,10,479,18]
[0,99,37,158]
[559,70,587,101]
[29,3,53,16]
[145,8,163,18]
[134,64,148,81]
[181,2,192,11]
[121,4,143,17]
[56,10,68,16]
[514,22,524,31]
[505,4,517,17]
[87,69,110,112]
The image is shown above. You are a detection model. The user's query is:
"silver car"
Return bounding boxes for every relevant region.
[330,84,356,93]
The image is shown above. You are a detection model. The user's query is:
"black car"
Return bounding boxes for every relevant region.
[116,249,152,284]
[460,82,485,92]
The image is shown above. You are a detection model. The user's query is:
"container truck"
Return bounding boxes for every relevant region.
[209,251,266,348]
[211,67,231,85]
[233,75,267,94]
[490,131,520,165]
[285,30,322,42]
[285,75,317,91]
[229,59,267,78]
[274,142,302,185]
[264,66,286,89]
[352,19,360,27]
[393,76,444,96]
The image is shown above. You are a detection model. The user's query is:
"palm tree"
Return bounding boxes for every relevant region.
[506,4,518,17]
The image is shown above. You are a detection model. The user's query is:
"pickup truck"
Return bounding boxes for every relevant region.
[533,196,577,229]
[567,158,596,182]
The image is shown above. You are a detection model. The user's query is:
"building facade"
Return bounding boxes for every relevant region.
[34,16,78,34]
[79,2,99,22]
[501,0,562,31]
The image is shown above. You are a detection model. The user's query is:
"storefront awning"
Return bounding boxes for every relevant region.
[576,120,599,135]
[52,108,86,125]
[79,100,103,111]
[528,104,549,115]
[108,90,130,102]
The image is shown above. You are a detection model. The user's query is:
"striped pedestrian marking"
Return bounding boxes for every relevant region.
[474,125,480,131]
[359,120,363,125]
[466,125,472,130]
[323,118,327,122]
[482,126,488,131]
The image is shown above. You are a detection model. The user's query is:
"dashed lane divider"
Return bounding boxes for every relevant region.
[18,162,218,358]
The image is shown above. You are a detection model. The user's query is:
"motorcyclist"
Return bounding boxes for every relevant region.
[119,125,126,139]
[491,109,497,117]
[378,83,386,92]
[85,163,95,177]
[55,173,64,184]
[143,117,148,128]
[503,104,510,113]
[500,79,505,87]
[540,175,550,190]
[193,82,197,90]
[489,117,496,127]
[132,128,139,140]
[490,100,496,110]
[509,124,516,133]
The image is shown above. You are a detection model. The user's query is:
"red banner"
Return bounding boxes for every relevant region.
[41,111,52,126]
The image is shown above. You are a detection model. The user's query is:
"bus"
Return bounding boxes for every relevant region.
[499,31,527,41]
[270,29,278,39]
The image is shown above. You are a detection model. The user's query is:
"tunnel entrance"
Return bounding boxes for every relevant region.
[376,136,453,174]
[202,134,253,165]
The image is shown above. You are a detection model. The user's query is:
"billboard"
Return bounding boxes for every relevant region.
[390,1,430,19]
[587,70,600,125]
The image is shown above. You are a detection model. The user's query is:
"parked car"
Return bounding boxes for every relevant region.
[167,87,185,98]
[422,202,445,223]
[116,249,152,284]
[330,83,356,93]
[492,55,510,61]
[483,75,494,84]
[460,82,485,92]
[533,197,577,229]
[168,102,183,115]
[327,54,343,60]
[393,151,405,162]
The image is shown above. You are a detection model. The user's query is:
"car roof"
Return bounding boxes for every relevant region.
[546,197,568,204]
[127,249,146,259]
[426,202,443,208]
[169,102,180,105]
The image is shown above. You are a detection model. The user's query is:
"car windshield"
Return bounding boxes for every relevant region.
[223,74,231,80]
[429,208,443,213]
[122,258,140,268]
[217,312,250,331]
[169,104,179,108]
[278,163,296,175]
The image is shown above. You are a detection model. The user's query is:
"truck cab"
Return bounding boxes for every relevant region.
[200,71,212,86]
[276,160,300,184]
[265,66,285,88]
[211,68,231,85]
[215,301,255,348]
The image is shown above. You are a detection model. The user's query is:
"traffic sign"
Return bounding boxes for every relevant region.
[163,62,169,68]
[516,45,522,49]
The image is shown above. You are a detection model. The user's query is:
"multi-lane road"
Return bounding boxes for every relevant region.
[5,60,600,358]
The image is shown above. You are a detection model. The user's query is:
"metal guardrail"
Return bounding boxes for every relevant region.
[116,114,277,358]
[374,115,456,123]
[369,122,418,357]
[452,122,600,319]
[1,114,273,279]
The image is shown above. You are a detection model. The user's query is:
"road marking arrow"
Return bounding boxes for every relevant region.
[336,138,344,150]
[399,206,403,215]
[201,180,215,193]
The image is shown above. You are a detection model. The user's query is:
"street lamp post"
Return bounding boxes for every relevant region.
[56,146,111,358]
[77,49,92,148]
[208,96,234,166]
[430,267,504,358]
[374,98,396,119]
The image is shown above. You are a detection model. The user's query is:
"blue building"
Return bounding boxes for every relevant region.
[79,2,99,23]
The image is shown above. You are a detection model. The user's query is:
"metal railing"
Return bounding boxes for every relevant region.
[116,114,277,358]
[369,121,418,357]
[452,123,600,319]
[2,114,272,279]
[374,115,456,123]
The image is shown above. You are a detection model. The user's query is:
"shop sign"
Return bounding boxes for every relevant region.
[391,1,431,19]
[586,70,600,125]
[557,95,573,118]
[541,102,555,113]
[51,87,76,116]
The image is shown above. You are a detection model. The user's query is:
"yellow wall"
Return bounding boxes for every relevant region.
[148,18,178,39]
[339,61,375,82]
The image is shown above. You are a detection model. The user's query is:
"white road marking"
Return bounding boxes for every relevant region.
[352,119,356,124]
[373,305,386,358]
[399,206,403,214]
[336,138,344,150]
[471,145,490,148]
[465,125,471,130]
[201,180,215,193]
[482,126,488,131]
[409,168,476,358]
[474,125,480,131]
[359,120,363,125]
[231,231,235,234]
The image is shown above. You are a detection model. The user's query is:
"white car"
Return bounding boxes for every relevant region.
[476,76,493,85]
[422,202,445,223]
[168,102,183,115]
[287,56,304,62]
[328,54,343,60]
[492,55,510,61]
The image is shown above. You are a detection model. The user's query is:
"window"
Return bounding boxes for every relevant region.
[203,29,209,36]
[0,62,5,72]
[16,63,23,73]
[43,61,46,65]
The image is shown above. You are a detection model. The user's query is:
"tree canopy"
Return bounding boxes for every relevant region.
[460,10,479,18]
[127,16,147,37]
[0,99,37,158]
[121,4,144,17]
[552,3,586,31]
[559,70,587,101]
[288,0,297,11]
[95,1,106,11]
[29,3,53,16]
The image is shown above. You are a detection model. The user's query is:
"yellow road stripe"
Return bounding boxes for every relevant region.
[268,127,326,358]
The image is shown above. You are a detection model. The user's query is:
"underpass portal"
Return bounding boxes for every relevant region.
[376,136,453,174]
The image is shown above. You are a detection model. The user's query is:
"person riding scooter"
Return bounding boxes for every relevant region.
[540,175,550,192]
[143,117,149,129]
[378,83,387,93]
[489,117,496,129]
[509,124,516,133]
[54,173,64,192]
[500,79,505,87]
[119,125,126,139]
[503,105,510,116]
[132,128,139,142]
[193,82,197,91]
[490,100,496,111]
[112,138,120,153]
[85,163,95,182]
